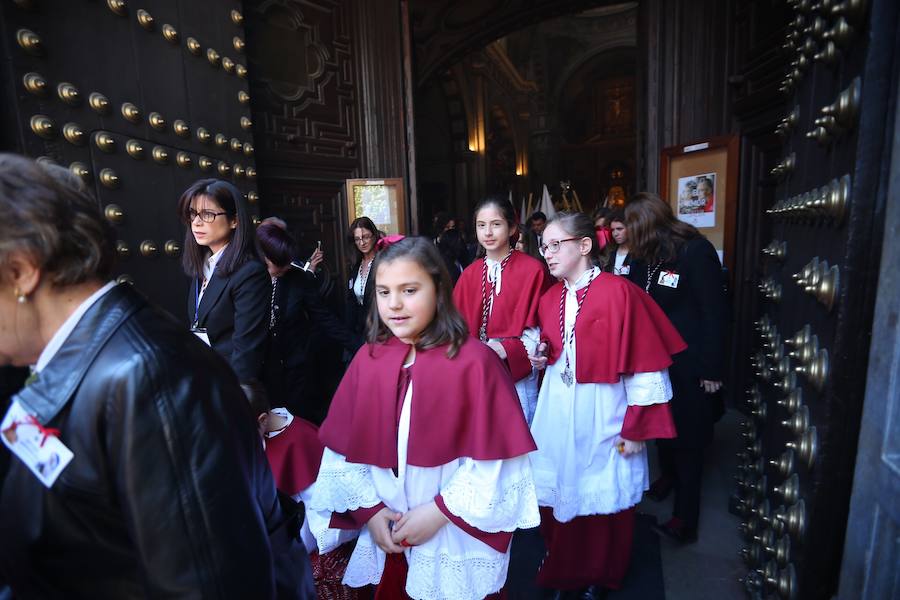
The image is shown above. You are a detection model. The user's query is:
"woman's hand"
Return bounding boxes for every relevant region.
[528,342,548,370]
[486,340,507,359]
[390,502,449,547]
[700,379,722,394]
[308,248,324,271]
[614,435,645,457]
[368,506,405,554]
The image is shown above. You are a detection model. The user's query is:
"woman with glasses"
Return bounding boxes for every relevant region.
[346,216,382,338]
[527,212,684,599]
[178,178,270,384]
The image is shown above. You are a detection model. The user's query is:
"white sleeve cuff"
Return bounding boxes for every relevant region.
[623,369,673,406]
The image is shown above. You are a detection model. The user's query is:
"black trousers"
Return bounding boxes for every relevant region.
[657,442,704,532]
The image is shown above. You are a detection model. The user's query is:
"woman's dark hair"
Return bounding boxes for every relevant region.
[545,211,604,268]
[256,222,296,268]
[0,154,116,286]
[365,237,468,358]
[607,209,626,226]
[591,206,612,223]
[177,179,259,278]
[624,192,699,264]
[348,216,382,269]
[472,194,518,256]
[241,381,271,418]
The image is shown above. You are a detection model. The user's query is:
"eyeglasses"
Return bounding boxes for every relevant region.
[186,208,228,223]
[354,233,374,243]
[539,237,583,257]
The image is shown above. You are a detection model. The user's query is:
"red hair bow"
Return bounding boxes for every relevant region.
[376,234,405,252]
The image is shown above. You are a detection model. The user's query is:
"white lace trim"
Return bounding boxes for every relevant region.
[342,534,385,588]
[405,549,509,600]
[623,369,673,406]
[441,470,540,532]
[307,449,381,513]
[536,481,644,523]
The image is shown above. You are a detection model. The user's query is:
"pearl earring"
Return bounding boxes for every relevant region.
[14,288,26,303]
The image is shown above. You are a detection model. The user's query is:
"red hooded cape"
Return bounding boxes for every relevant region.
[319,336,537,468]
[453,250,550,381]
[538,273,687,384]
[265,416,325,497]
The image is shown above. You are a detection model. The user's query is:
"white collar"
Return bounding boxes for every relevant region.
[264,407,295,439]
[204,244,229,279]
[564,266,599,293]
[33,281,117,373]
[485,251,512,295]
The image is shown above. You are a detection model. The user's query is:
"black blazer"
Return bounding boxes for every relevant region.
[345,262,376,337]
[628,237,729,446]
[188,259,271,383]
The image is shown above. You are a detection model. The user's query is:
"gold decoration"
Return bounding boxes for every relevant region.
[176,152,192,169]
[233,164,245,178]
[214,133,227,148]
[104,204,125,224]
[243,142,254,156]
[186,37,201,55]
[222,56,235,73]
[89,92,111,114]
[116,274,135,285]
[246,166,256,180]
[230,9,243,25]
[136,8,154,29]
[16,29,43,55]
[56,82,81,106]
[240,116,252,130]
[69,162,91,183]
[23,72,47,96]
[62,123,85,146]
[173,119,190,137]
[99,168,120,189]
[196,127,211,143]
[236,64,247,79]
[29,115,56,139]
[238,90,250,105]
[116,241,131,260]
[106,0,127,16]
[151,146,169,164]
[139,240,158,258]
[233,36,245,53]
[206,48,220,67]
[230,137,242,152]
[247,191,259,203]
[162,24,179,43]
[148,112,166,131]
[164,240,182,258]
[251,215,261,226]
[217,161,231,176]
[121,102,141,123]
[93,132,116,153]
[198,156,213,171]
[125,139,145,159]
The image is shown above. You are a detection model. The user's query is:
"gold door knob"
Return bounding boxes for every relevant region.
[825,174,851,224]
[788,334,818,365]
[247,190,259,203]
[816,265,839,311]
[186,37,201,55]
[233,36,245,53]
[198,156,213,171]
[769,450,796,478]
[792,257,819,287]
[104,204,125,224]
[215,133,227,148]
[822,77,861,128]
[206,48,221,67]
[240,116,252,130]
[251,214,261,226]
[231,9,244,25]
[773,473,799,505]
[785,427,818,469]
[116,274,135,285]
[16,29,43,55]
[246,166,256,180]
[116,240,131,259]
[30,115,56,139]
[121,102,141,123]
[222,56,235,73]
[243,142,254,156]
[139,240,158,258]
[236,64,247,79]
[23,72,48,96]
[176,152,192,169]
[106,0,127,16]
[162,24,179,44]
[57,82,81,106]
[93,132,116,153]
[233,164,246,178]
[148,112,166,131]
[238,90,250,105]
[230,137,242,152]
[69,162,91,183]
[152,146,169,164]
[99,168,120,189]
[780,405,809,435]
[136,8,154,29]
[89,92,111,114]
[777,387,803,415]
[774,500,807,538]
[217,161,231,176]
[173,119,190,138]
[125,139,145,159]
[62,123,85,146]
[197,127,211,143]
[164,240,182,258]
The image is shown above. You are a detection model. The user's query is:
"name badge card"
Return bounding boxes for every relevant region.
[658,271,680,288]
[1,400,74,488]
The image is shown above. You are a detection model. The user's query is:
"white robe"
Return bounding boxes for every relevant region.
[529,267,674,522]
[308,378,540,600]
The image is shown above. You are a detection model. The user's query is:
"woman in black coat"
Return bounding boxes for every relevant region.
[345,216,381,338]
[624,192,729,544]
[179,179,270,384]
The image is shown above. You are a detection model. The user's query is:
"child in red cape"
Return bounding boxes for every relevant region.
[307,237,540,600]
[527,213,686,599]
[453,196,550,425]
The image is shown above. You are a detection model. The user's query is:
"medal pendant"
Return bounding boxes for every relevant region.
[561,367,574,387]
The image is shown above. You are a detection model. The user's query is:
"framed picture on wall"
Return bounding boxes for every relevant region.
[660,135,739,270]
[345,178,407,235]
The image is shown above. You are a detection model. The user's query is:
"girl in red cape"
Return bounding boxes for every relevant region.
[452,196,550,425]
[527,212,686,599]
[308,237,540,600]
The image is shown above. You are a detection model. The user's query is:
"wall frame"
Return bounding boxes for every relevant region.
[345,178,407,235]
[659,135,739,272]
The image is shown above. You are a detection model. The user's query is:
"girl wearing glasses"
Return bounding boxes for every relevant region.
[178,179,270,384]
[527,212,685,599]
[452,196,550,425]
[346,217,382,339]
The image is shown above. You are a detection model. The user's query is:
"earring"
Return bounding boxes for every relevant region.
[14,288,26,303]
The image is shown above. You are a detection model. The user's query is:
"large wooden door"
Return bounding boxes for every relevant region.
[731,0,898,598]
[0,0,260,319]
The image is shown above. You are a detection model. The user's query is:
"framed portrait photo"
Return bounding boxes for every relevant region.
[345,178,407,235]
[660,135,739,270]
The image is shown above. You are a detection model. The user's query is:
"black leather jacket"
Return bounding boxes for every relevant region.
[0,284,313,599]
